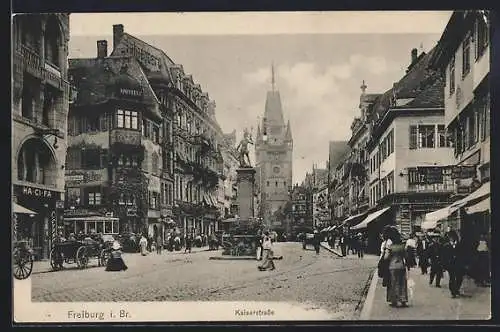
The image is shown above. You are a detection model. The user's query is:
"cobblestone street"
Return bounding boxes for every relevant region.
[30,243,377,320]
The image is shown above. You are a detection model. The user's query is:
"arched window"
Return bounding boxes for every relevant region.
[44,16,62,67]
[17,138,56,185]
[19,15,41,52]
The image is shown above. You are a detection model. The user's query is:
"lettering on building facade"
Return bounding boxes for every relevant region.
[119,88,143,99]
[408,167,445,185]
[65,171,103,186]
[122,39,161,72]
[20,185,58,199]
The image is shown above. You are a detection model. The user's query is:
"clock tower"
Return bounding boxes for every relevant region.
[255,64,293,228]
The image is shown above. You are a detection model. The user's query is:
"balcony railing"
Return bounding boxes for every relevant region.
[110,129,142,146]
[17,44,65,91]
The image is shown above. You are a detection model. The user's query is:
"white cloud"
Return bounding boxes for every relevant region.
[243,67,271,85]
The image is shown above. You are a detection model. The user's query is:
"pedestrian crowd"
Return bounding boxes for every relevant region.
[326,228,367,258]
[377,225,490,308]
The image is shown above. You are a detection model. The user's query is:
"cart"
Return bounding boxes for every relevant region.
[49,238,108,270]
[13,240,34,280]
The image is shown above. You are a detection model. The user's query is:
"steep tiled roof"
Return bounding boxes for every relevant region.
[369,46,441,122]
[69,56,161,119]
[395,76,444,109]
[329,141,349,170]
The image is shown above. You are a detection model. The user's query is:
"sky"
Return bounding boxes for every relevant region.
[68,12,452,185]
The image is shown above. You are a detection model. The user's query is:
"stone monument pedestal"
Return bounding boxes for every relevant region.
[218,167,258,258]
[236,167,256,222]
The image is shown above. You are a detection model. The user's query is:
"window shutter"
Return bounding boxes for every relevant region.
[100,113,108,131]
[409,126,417,149]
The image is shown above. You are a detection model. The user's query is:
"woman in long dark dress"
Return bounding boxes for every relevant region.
[106,241,128,272]
[385,228,408,307]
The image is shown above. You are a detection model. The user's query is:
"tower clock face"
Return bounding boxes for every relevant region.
[273,166,280,174]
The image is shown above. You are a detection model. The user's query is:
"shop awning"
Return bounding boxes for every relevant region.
[421,206,453,230]
[465,197,490,214]
[421,181,491,230]
[342,212,366,225]
[351,207,391,230]
[13,203,37,215]
[222,217,238,223]
[449,181,490,211]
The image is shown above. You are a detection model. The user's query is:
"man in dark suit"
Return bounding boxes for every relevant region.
[441,231,467,298]
[417,235,430,274]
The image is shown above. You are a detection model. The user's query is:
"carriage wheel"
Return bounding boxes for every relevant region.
[13,248,34,280]
[99,249,109,267]
[49,248,63,271]
[76,247,89,269]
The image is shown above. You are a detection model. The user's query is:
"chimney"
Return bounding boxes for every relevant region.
[113,24,124,51]
[97,40,108,58]
[411,48,418,64]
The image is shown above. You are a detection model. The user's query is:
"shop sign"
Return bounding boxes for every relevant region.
[66,174,84,182]
[66,171,103,184]
[127,207,138,216]
[19,185,58,199]
[408,167,444,185]
[118,87,143,99]
[451,165,477,179]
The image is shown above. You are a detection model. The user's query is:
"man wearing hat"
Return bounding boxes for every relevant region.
[441,231,466,298]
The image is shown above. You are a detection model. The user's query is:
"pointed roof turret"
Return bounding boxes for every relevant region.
[264,65,285,128]
[285,119,292,141]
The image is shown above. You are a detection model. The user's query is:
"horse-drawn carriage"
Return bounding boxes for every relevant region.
[49,238,111,270]
[13,240,34,280]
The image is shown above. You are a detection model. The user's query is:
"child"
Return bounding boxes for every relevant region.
[105,241,128,272]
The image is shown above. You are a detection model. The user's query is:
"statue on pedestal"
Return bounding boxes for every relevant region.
[236,128,253,168]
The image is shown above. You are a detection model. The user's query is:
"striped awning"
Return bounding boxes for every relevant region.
[351,207,391,230]
[421,206,453,230]
[449,181,490,211]
[465,197,490,214]
[342,212,366,225]
[13,203,37,215]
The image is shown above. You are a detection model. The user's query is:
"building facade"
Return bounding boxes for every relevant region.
[12,14,72,259]
[427,10,490,236]
[430,10,490,190]
[289,184,311,237]
[327,140,349,223]
[312,184,329,229]
[110,25,225,237]
[255,68,293,229]
[220,130,240,221]
[364,47,455,239]
[66,46,166,240]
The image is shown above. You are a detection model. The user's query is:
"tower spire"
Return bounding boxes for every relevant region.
[271,62,275,91]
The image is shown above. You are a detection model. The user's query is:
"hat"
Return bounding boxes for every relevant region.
[112,241,121,250]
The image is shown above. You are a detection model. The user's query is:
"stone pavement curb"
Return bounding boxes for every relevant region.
[359,268,379,320]
[320,242,343,257]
